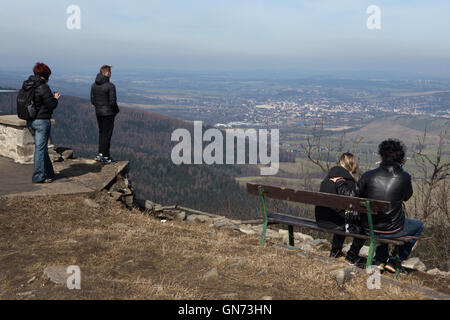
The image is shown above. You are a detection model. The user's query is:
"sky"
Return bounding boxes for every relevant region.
[0,0,450,78]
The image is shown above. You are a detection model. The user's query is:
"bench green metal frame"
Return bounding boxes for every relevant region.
[254,184,410,277]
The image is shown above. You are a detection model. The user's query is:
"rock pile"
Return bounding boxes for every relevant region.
[107,171,134,208]
[133,197,332,253]
[49,147,74,162]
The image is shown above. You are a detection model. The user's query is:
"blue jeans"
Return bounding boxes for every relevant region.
[373,218,424,263]
[27,119,55,183]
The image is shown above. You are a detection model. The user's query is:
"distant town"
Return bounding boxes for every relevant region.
[1,72,449,131]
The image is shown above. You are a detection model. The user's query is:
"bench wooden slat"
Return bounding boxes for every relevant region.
[247,183,391,214]
[267,213,419,242]
[246,183,419,253]
[267,212,407,246]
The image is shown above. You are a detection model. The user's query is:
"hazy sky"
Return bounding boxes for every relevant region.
[1,0,450,77]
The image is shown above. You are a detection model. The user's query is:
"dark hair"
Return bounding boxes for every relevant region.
[378,139,407,164]
[33,62,51,80]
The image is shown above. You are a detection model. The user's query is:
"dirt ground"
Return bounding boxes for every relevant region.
[0,192,448,300]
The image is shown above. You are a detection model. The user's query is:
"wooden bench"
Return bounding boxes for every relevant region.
[247,183,420,274]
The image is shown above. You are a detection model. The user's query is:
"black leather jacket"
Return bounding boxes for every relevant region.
[90,73,119,116]
[315,166,356,229]
[22,75,58,119]
[357,161,413,233]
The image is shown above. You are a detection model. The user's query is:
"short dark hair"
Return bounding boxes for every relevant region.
[33,62,51,80]
[100,65,112,75]
[378,139,407,164]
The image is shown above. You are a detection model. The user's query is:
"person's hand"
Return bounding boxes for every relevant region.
[54,92,61,99]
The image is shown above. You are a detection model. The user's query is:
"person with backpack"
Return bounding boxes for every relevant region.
[18,62,60,183]
[315,152,367,267]
[90,65,120,164]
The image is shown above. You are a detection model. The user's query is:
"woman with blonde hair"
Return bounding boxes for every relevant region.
[315,152,366,267]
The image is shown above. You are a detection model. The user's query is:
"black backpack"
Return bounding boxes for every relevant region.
[17,87,38,120]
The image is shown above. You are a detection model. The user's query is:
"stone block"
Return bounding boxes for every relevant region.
[16,129,34,146]
[0,115,55,164]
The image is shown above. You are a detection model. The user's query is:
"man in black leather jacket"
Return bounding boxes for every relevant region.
[357,139,424,272]
[90,65,119,163]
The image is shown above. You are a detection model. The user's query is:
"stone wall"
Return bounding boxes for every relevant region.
[0,115,54,164]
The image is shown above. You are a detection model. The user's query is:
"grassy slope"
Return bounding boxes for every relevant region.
[0,192,437,300]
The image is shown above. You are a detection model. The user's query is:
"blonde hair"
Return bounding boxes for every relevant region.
[337,152,359,181]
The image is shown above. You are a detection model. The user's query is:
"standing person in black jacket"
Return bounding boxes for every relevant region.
[315,153,367,267]
[24,62,60,183]
[358,139,423,273]
[90,65,119,164]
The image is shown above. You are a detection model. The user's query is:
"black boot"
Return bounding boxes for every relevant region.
[329,248,344,258]
[345,250,367,268]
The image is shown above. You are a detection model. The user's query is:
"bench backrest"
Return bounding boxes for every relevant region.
[246,183,391,214]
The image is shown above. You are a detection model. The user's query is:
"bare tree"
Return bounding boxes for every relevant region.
[302,120,331,174]
[411,123,449,221]
[301,119,364,175]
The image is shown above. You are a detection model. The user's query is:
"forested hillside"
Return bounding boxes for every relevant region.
[1,93,295,219]
[56,96,261,218]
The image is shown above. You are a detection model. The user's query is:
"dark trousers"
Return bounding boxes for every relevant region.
[96,115,115,158]
[332,234,366,259]
[372,218,424,262]
[319,220,366,258]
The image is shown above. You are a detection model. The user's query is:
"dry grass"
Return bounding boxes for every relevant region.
[0,192,433,300]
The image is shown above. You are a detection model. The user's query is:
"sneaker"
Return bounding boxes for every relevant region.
[94,153,103,162]
[345,254,367,268]
[384,258,408,275]
[373,260,386,272]
[100,156,113,164]
[34,178,53,184]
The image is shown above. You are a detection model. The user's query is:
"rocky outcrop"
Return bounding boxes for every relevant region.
[49,147,75,162]
[131,197,439,276]
[427,268,450,277]
[132,197,331,254]
[330,267,358,286]
[107,171,135,208]
[43,265,69,285]
[402,257,427,272]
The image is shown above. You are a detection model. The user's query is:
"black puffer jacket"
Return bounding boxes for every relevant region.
[22,75,58,119]
[357,161,413,233]
[90,73,119,116]
[315,166,357,229]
